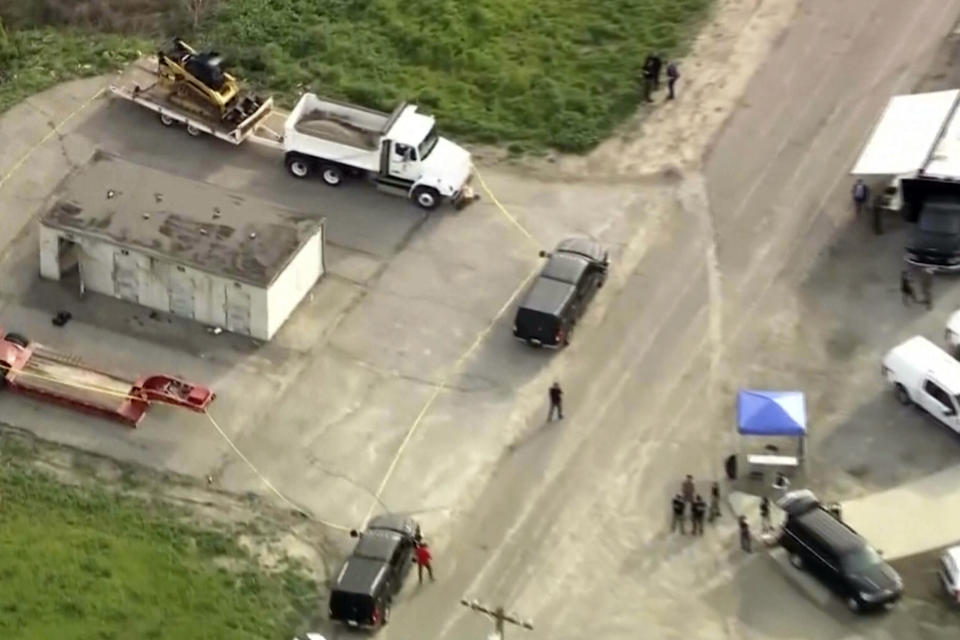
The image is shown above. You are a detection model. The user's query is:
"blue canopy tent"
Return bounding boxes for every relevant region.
[737,389,807,468]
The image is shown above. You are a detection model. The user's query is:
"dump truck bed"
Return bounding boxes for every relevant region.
[109,58,280,146]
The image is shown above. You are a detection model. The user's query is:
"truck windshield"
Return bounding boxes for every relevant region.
[920,211,960,234]
[418,126,439,159]
[841,547,883,573]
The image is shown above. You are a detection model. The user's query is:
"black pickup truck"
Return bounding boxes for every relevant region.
[328,514,419,628]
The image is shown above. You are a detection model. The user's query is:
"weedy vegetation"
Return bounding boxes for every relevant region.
[1,0,711,152]
[0,452,316,639]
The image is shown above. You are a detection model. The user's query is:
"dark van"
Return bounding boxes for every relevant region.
[513,237,608,347]
[905,197,960,271]
[778,490,902,613]
[329,515,418,628]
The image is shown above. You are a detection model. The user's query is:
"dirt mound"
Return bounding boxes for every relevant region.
[295,111,379,149]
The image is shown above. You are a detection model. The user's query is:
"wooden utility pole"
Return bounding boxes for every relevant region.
[460,599,533,640]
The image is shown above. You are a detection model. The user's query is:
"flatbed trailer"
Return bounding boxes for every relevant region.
[108,58,285,147]
[0,330,214,427]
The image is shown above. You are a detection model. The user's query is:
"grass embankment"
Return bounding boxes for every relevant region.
[0,452,315,639]
[1,0,712,152]
[0,25,145,113]
[210,0,713,152]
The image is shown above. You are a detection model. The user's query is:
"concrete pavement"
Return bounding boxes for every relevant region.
[0,64,660,537]
[843,465,960,562]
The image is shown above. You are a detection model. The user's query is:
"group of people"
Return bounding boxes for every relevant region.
[642,53,680,102]
[670,475,721,535]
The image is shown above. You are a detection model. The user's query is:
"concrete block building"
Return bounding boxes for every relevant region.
[39,151,325,340]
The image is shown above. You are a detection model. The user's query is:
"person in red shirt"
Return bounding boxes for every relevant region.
[415,542,435,583]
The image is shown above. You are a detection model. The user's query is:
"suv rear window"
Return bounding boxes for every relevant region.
[330,590,373,621]
[515,308,558,339]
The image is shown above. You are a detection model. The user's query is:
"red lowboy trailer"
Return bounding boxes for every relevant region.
[0,329,214,427]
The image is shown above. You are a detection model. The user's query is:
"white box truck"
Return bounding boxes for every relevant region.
[281,94,476,210]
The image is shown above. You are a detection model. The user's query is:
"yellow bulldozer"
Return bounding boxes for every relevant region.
[157,38,264,125]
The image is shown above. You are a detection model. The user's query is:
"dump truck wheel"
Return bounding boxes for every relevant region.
[412,186,440,210]
[4,333,29,347]
[320,165,344,186]
[186,124,202,137]
[285,153,313,179]
[159,113,175,127]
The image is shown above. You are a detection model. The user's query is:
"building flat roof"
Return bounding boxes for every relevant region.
[41,151,323,288]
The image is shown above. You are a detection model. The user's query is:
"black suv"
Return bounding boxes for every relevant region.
[328,515,419,628]
[513,237,608,347]
[905,197,960,271]
[778,491,902,613]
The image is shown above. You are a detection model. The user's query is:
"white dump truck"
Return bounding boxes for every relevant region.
[109,59,477,210]
[281,94,476,210]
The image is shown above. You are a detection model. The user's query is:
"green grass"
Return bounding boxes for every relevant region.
[207,0,713,152]
[0,26,145,113]
[0,461,316,640]
[0,0,711,151]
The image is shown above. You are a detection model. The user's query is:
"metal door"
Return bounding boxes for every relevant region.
[225,284,250,334]
[113,250,139,303]
[168,267,195,319]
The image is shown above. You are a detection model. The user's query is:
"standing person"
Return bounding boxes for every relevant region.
[759,496,772,533]
[691,495,706,536]
[671,493,686,534]
[738,516,752,553]
[708,481,721,523]
[641,62,655,103]
[900,270,917,306]
[919,267,934,310]
[414,541,435,583]
[548,381,564,421]
[681,475,695,504]
[665,61,680,100]
[650,53,663,89]
[852,179,870,216]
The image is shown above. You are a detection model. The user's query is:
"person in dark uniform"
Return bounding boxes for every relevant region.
[647,53,663,88]
[852,179,870,216]
[691,495,706,535]
[759,496,772,533]
[708,481,721,523]
[641,63,655,102]
[739,516,752,552]
[671,493,686,534]
[919,267,934,310]
[548,381,564,421]
[681,474,695,504]
[665,61,680,100]
[900,270,917,306]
